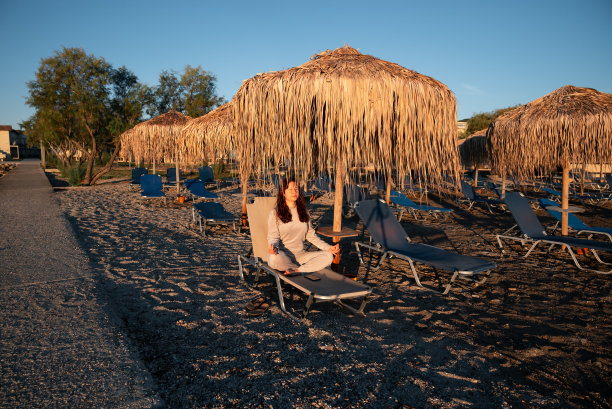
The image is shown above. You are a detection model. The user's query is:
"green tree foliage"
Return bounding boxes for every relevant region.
[463,106,520,137]
[23,48,146,185]
[149,65,225,118]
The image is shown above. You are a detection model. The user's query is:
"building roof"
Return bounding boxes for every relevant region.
[0,125,13,131]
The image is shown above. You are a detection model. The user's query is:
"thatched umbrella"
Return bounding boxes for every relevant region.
[121,111,192,194]
[488,85,612,234]
[459,129,488,187]
[179,103,234,166]
[233,46,459,235]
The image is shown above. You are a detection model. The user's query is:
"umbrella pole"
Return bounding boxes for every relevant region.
[153,157,156,175]
[176,149,180,195]
[385,175,392,205]
[474,167,479,188]
[561,163,570,235]
[241,180,248,227]
[331,165,345,272]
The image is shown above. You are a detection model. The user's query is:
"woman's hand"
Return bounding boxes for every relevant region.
[268,244,279,255]
[328,244,340,255]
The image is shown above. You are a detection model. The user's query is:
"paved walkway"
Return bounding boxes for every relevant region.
[0,160,160,408]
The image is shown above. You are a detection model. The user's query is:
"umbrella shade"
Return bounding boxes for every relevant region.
[458,130,488,169]
[487,85,612,179]
[120,110,193,165]
[180,103,234,164]
[487,85,612,235]
[232,46,459,189]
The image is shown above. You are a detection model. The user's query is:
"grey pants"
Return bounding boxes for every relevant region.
[268,250,334,273]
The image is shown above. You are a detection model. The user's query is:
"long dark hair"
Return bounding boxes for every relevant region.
[275,177,309,224]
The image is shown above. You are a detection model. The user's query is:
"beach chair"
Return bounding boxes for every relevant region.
[458,181,504,213]
[354,199,496,294]
[129,167,148,190]
[237,197,372,319]
[389,190,453,221]
[539,198,612,242]
[185,179,219,201]
[343,184,368,215]
[164,167,183,187]
[192,202,239,237]
[140,174,166,205]
[198,166,220,189]
[541,186,609,204]
[496,192,612,274]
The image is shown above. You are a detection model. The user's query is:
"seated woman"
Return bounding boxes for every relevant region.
[267,177,339,276]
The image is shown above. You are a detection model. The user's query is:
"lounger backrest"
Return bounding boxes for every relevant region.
[460,180,477,200]
[354,199,409,250]
[131,168,148,184]
[345,184,367,206]
[390,191,416,207]
[539,198,589,230]
[504,192,546,238]
[140,174,162,193]
[246,197,277,260]
[194,202,228,218]
[167,168,182,183]
[199,166,214,182]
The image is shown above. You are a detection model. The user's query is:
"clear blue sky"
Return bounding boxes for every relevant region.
[1,0,610,129]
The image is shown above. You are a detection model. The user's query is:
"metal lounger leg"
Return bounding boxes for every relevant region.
[523,241,542,258]
[442,271,460,295]
[302,294,314,319]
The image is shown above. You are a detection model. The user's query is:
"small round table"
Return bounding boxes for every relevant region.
[316,226,359,274]
[545,205,584,213]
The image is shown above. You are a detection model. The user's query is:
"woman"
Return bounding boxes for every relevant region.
[267,177,340,276]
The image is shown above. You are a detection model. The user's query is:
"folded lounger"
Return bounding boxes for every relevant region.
[389,190,453,221]
[354,199,496,294]
[192,202,239,237]
[130,167,148,190]
[185,179,219,201]
[140,174,166,205]
[237,197,372,319]
[458,181,504,213]
[539,198,612,241]
[496,192,612,274]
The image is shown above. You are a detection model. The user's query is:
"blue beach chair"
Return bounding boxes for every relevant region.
[496,192,612,274]
[389,190,453,221]
[185,179,219,201]
[140,174,166,205]
[129,168,148,190]
[539,198,612,241]
[458,181,504,213]
[192,202,239,237]
[354,199,496,294]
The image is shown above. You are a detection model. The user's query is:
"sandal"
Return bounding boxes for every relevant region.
[247,302,269,317]
[246,296,266,311]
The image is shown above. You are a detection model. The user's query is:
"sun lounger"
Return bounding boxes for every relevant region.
[389,190,453,221]
[140,174,166,205]
[165,167,183,187]
[354,199,496,294]
[129,167,148,190]
[496,192,612,274]
[185,179,219,201]
[539,198,612,242]
[198,166,220,189]
[458,181,504,213]
[192,202,239,237]
[541,186,609,204]
[237,197,371,319]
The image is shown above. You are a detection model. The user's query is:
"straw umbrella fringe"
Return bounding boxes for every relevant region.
[120,111,192,194]
[459,129,488,186]
[233,46,459,231]
[180,103,234,164]
[487,85,612,234]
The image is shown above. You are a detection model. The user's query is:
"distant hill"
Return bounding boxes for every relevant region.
[459,105,520,139]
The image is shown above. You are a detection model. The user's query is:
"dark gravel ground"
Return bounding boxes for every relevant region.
[52,178,612,409]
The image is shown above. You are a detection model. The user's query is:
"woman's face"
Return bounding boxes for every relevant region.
[284,181,300,202]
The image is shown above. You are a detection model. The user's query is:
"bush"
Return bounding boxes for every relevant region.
[58,162,86,186]
[96,151,112,166]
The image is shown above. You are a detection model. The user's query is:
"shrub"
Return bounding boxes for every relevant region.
[58,162,86,186]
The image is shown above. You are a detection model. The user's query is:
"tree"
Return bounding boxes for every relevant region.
[463,106,520,138]
[24,48,146,185]
[149,65,225,118]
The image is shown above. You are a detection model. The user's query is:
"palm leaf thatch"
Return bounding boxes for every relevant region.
[233,46,459,188]
[458,129,488,169]
[120,110,192,165]
[487,85,612,179]
[179,103,234,164]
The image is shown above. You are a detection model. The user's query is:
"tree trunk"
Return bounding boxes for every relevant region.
[561,163,570,235]
[40,142,46,168]
[89,141,121,185]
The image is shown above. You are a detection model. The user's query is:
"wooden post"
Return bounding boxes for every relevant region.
[331,164,345,271]
[153,157,156,175]
[241,180,248,227]
[580,162,585,196]
[561,163,570,236]
[385,175,392,205]
[473,167,480,188]
[176,148,180,195]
